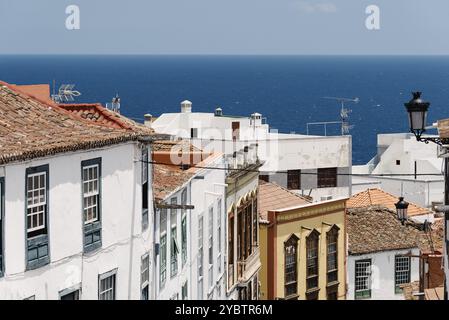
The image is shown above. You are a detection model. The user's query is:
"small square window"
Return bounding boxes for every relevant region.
[396,160,400,165]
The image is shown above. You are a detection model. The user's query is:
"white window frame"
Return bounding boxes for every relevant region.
[160,231,167,287]
[171,225,179,277]
[182,280,188,300]
[141,253,150,299]
[59,284,81,300]
[355,259,371,299]
[26,172,47,232]
[198,215,204,299]
[394,255,411,293]
[217,199,222,274]
[82,164,100,224]
[99,269,117,300]
[181,213,187,266]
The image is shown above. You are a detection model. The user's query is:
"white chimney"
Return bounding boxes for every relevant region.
[181,100,192,113]
[215,107,223,117]
[144,114,153,128]
[250,112,262,127]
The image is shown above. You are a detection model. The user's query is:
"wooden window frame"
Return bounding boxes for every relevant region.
[326,225,339,285]
[306,230,320,291]
[284,234,299,299]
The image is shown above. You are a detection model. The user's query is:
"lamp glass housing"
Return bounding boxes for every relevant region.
[404,92,430,136]
[395,197,409,223]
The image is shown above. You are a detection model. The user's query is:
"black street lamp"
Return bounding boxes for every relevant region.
[404,91,449,145]
[404,91,449,300]
[395,197,409,225]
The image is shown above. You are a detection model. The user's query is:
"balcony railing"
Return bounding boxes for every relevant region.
[237,247,261,283]
[228,263,234,289]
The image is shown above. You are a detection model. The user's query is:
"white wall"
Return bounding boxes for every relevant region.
[0,142,152,300]
[351,175,444,208]
[154,156,226,300]
[152,111,352,202]
[347,248,420,300]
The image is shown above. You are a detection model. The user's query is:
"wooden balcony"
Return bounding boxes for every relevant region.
[237,247,261,284]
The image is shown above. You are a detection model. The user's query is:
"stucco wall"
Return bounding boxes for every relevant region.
[259,199,347,300]
[347,248,420,300]
[0,142,152,300]
[154,157,227,300]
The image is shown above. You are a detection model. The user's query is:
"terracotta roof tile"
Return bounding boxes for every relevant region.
[59,103,154,134]
[258,181,311,221]
[0,82,151,165]
[152,140,201,152]
[347,188,431,217]
[153,164,194,202]
[347,206,421,254]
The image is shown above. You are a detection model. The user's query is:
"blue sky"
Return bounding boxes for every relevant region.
[0,0,448,55]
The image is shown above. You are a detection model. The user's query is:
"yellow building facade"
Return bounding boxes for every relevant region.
[259,197,347,300]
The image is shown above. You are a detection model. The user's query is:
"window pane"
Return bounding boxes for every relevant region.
[317,167,337,188]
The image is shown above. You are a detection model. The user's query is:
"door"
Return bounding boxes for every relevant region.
[232,122,240,141]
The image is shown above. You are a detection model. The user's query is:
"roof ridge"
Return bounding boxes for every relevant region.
[349,187,431,214]
[263,181,312,203]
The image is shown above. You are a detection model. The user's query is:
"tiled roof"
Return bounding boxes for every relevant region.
[152,140,201,152]
[419,217,445,252]
[0,83,149,165]
[258,181,311,221]
[8,82,153,134]
[59,103,153,134]
[153,164,195,202]
[152,146,222,202]
[347,188,431,217]
[347,206,421,255]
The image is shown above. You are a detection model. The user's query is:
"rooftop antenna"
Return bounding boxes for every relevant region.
[322,96,359,135]
[51,84,81,103]
[106,94,121,113]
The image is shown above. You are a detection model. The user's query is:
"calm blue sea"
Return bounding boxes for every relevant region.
[1,55,449,165]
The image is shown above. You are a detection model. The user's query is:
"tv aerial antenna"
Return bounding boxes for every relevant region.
[51,84,81,103]
[322,96,359,135]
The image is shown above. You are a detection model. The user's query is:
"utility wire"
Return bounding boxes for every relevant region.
[135,159,445,177]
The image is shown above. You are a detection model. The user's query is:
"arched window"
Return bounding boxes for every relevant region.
[284,235,299,299]
[326,225,339,285]
[306,230,320,292]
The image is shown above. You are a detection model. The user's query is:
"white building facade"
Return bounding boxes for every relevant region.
[0,81,156,300]
[352,133,444,208]
[0,142,154,300]
[347,248,420,300]
[153,153,227,300]
[150,101,352,202]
